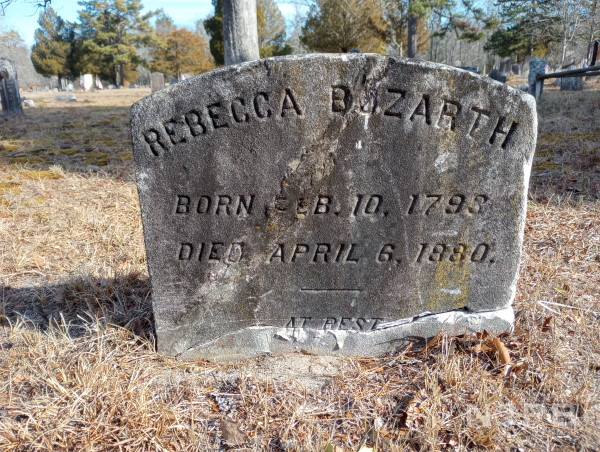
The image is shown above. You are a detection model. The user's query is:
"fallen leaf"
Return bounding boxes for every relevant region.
[12,373,27,384]
[425,334,441,351]
[472,343,492,353]
[32,253,45,267]
[492,337,511,365]
[404,389,429,429]
[541,316,553,332]
[219,418,247,446]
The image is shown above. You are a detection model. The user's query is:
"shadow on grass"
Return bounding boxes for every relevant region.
[0,272,155,340]
[1,106,135,181]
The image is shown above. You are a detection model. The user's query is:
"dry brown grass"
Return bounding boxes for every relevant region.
[0,86,598,451]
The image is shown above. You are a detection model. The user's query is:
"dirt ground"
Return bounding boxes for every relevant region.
[0,80,598,451]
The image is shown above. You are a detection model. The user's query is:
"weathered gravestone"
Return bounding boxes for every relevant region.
[455,66,478,74]
[499,58,511,75]
[488,68,507,83]
[0,58,23,116]
[529,58,546,99]
[560,66,583,91]
[131,54,537,361]
[151,72,165,93]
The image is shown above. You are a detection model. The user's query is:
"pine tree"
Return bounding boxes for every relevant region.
[31,7,74,88]
[256,0,292,58]
[484,0,556,61]
[300,0,387,53]
[204,0,225,65]
[76,0,155,86]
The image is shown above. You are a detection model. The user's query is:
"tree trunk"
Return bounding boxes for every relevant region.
[527,0,535,57]
[223,0,260,66]
[585,0,598,62]
[57,75,62,90]
[407,14,417,58]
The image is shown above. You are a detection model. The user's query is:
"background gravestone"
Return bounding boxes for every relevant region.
[560,66,584,91]
[488,68,507,83]
[455,66,478,74]
[81,74,93,91]
[499,58,511,75]
[0,58,23,116]
[151,72,165,93]
[131,54,537,361]
[529,58,546,98]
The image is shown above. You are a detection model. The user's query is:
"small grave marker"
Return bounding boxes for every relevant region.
[151,72,165,93]
[560,66,583,91]
[131,54,537,360]
[0,58,23,116]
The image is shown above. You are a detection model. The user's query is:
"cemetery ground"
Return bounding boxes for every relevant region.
[0,82,598,451]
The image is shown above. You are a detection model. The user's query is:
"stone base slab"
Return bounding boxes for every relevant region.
[175,306,514,361]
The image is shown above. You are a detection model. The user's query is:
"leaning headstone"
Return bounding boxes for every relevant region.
[151,72,165,93]
[131,54,537,361]
[488,68,507,83]
[528,58,546,99]
[0,58,23,116]
[560,66,583,91]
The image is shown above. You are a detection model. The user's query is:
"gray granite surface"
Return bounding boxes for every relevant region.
[131,54,537,360]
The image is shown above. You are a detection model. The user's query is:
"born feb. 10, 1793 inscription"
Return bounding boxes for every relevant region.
[130,54,537,361]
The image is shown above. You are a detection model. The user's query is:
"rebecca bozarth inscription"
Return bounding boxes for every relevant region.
[143,85,508,277]
[141,85,518,157]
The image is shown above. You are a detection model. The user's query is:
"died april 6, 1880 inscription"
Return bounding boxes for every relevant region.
[131,54,537,361]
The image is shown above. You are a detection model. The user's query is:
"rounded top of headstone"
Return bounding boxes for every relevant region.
[133,54,534,117]
[0,58,18,79]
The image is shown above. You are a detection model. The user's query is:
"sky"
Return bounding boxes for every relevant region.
[0,0,304,47]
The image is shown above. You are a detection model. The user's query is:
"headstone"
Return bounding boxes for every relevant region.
[512,64,520,75]
[0,58,23,116]
[488,68,507,83]
[456,66,478,74]
[131,54,537,361]
[499,58,511,75]
[23,99,35,107]
[560,66,583,91]
[528,58,546,99]
[151,72,165,93]
[81,74,93,92]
